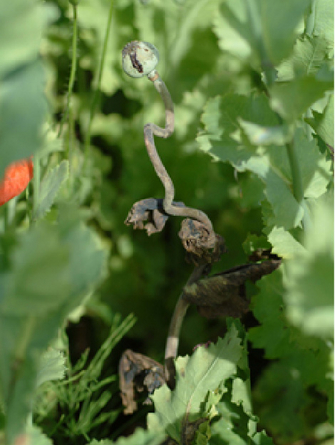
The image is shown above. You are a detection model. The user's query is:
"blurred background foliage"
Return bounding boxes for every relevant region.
[0,0,333,443]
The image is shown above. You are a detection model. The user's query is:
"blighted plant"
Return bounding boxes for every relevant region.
[120,41,281,402]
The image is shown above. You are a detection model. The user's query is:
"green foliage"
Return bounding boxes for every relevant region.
[0,0,333,443]
[34,314,136,443]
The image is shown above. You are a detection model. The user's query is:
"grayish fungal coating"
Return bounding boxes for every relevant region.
[122,41,159,78]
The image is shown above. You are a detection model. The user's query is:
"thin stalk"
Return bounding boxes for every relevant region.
[84,0,115,163]
[145,72,213,231]
[58,2,78,137]
[164,265,207,388]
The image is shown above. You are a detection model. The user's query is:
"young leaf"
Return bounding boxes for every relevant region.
[33,160,69,220]
[36,349,66,389]
[147,323,243,443]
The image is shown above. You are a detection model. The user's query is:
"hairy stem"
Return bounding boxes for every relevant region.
[164,265,207,388]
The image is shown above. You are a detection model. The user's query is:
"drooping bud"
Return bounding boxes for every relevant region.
[122,41,159,78]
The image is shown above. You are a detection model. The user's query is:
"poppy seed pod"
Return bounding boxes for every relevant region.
[122,41,159,78]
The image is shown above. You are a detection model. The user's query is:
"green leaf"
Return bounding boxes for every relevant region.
[0,223,72,316]
[313,0,334,49]
[148,323,243,443]
[306,93,334,146]
[284,193,334,338]
[87,429,165,445]
[36,349,66,389]
[249,269,291,358]
[214,0,311,67]
[278,35,333,81]
[113,428,165,445]
[0,59,47,176]
[0,0,47,77]
[239,120,293,146]
[0,211,108,442]
[267,226,306,258]
[252,361,310,443]
[198,95,301,228]
[58,209,109,310]
[198,95,332,230]
[25,424,54,445]
[33,160,69,220]
[270,74,333,121]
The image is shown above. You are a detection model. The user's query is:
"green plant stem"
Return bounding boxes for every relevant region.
[285,140,304,204]
[8,316,37,408]
[32,155,41,221]
[164,265,207,388]
[84,0,115,164]
[58,2,78,137]
[305,0,316,36]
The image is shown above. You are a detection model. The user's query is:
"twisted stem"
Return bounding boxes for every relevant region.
[146,71,213,232]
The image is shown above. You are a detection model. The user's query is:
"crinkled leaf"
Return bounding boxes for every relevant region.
[278,35,333,81]
[33,160,69,220]
[36,348,66,389]
[148,323,243,442]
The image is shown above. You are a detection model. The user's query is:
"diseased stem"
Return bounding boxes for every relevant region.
[164,264,207,388]
[146,72,213,232]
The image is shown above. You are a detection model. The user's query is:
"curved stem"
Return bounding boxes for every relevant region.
[164,264,207,388]
[145,72,213,231]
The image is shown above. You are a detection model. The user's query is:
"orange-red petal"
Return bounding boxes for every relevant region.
[0,159,34,206]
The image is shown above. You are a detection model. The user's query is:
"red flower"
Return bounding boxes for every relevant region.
[0,159,34,206]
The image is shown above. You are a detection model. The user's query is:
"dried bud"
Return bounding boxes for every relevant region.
[122,41,159,78]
